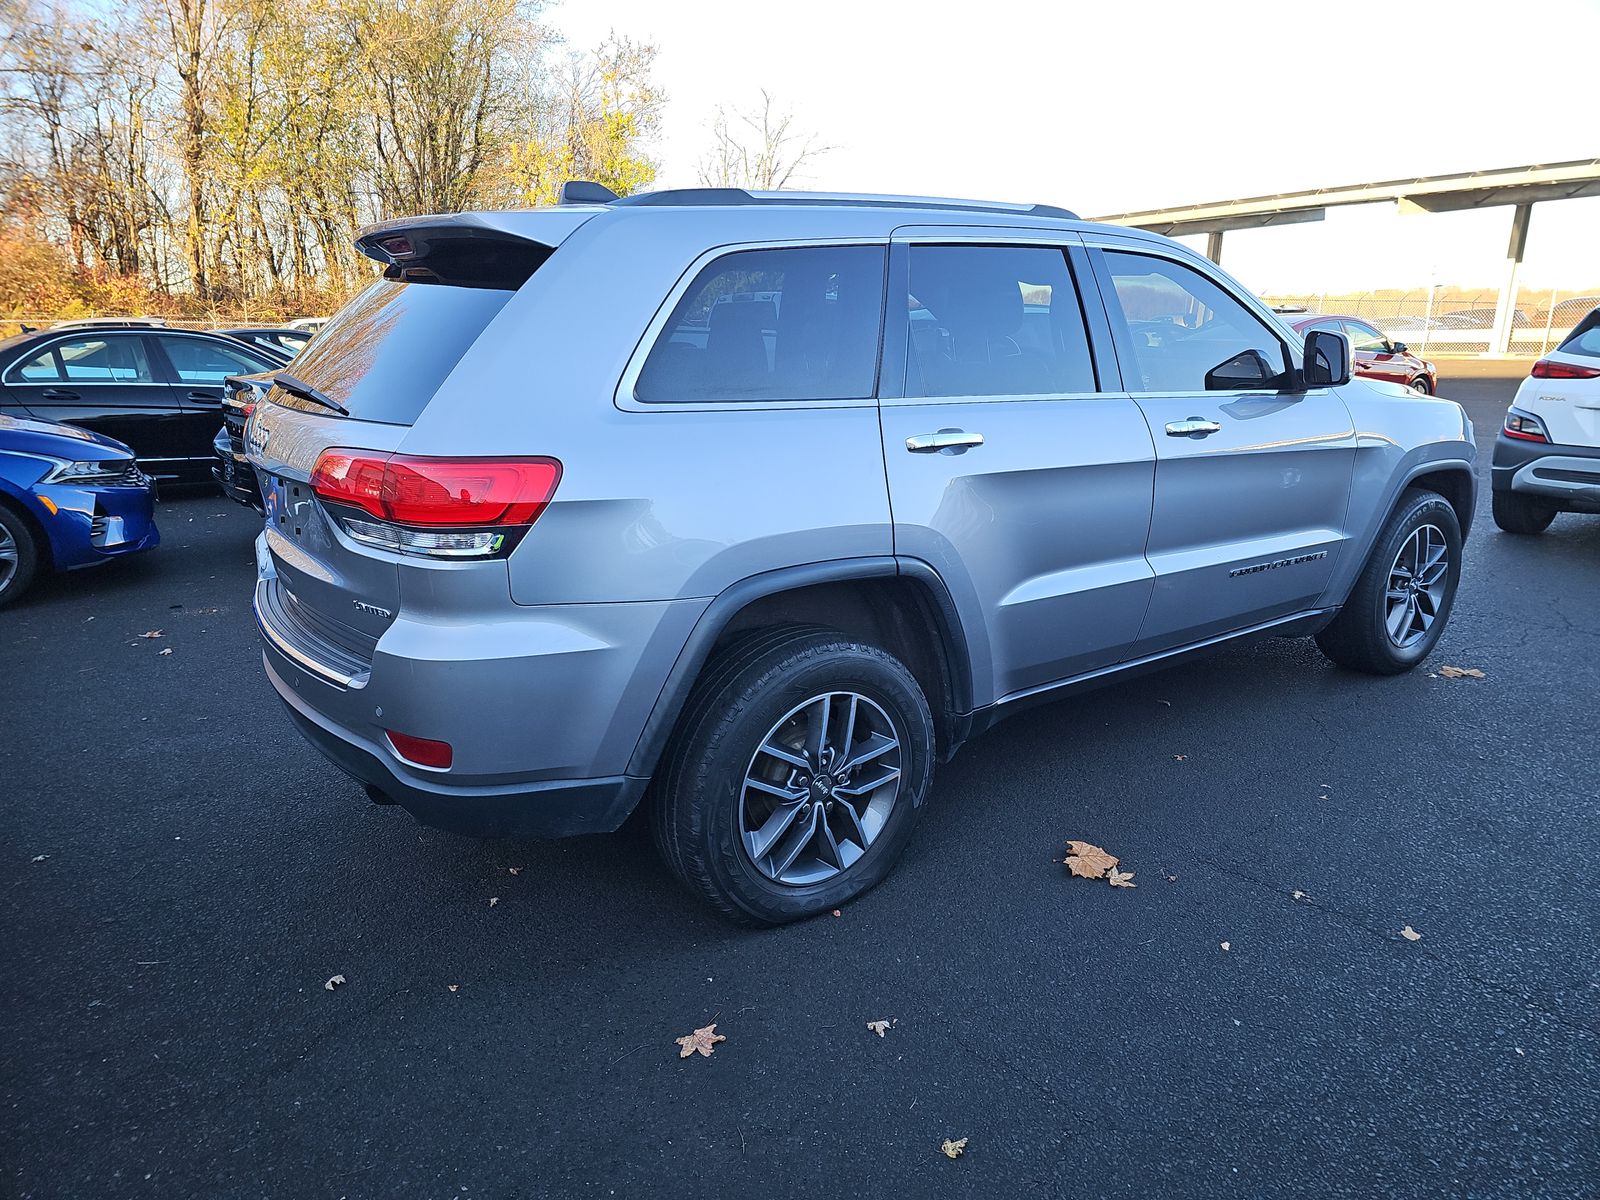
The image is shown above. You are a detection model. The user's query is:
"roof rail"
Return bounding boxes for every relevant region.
[606,186,1078,220]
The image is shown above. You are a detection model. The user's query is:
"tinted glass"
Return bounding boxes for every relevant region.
[1558,310,1600,359]
[636,245,885,403]
[9,345,61,382]
[1342,322,1388,353]
[905,245,1096,398]
[158,335,273,384]
[285,279,517,425]
[44,336,154,383]
[1101,251,1286,391]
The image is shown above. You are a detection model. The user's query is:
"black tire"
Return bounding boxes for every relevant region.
[651,627,934,926]
[1491,489,1558,535]
[1410,376,1432,395]
[0,502,41,610]
[1315,489,1462,675]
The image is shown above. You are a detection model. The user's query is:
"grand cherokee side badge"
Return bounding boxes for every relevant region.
[1229,551,1327,578]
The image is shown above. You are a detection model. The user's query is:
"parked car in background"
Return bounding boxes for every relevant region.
[286,318,328,333]
[246,185,1476,925]
[1285,314,1439,394]
[0,413,159,607]
[0,326,282,484]
[213,369,277,509]
[220,327,313,359]
[1492,304,1600,533]
[49,318,169,331]
[1435,307,1531,330]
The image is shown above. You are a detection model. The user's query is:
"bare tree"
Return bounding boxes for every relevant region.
[697,90,829,191]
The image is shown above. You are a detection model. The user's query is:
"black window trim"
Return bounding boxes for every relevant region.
[618,237,892,413]
[880,232,1113,406]
[1082,240,1301,394]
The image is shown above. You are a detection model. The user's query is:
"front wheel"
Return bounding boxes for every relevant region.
[1491,489,1558,535]
[651,628,934,925]
[1410,376,1433,395]
[1316,489,1462,675]
[0,503,40,610]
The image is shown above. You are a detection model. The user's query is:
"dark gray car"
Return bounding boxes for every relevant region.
[246,185,1476,924]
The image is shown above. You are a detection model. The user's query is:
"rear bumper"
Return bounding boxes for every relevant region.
[212,426,263,509]
[267,653,647,836]
[1491,433,1600,510]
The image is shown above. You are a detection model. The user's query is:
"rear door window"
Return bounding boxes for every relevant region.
[157,335,275,383]
[904,244,1096,397]
[635,245,886,403]
[283,279,520,425]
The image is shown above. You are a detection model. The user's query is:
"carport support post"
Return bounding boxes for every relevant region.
[1205,230,1224,264]
[1489,203,1532,356]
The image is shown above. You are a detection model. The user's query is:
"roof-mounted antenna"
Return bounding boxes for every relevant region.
[559,180,620,205]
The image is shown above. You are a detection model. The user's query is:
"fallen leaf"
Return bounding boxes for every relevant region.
[866,1019,892,1037]
[1220,941,1231,952]
[507,867,521,875]
[1400,925,1422,942]
[676,1023,725,1059]
[1292,890,1305,901]
[1173,754,1188,761]
[158,648,173,656]
[1437,665,1485,679]
[941,1137,968,1159]
[487,897,499,908]
[1156,699,1171,707]
[1107,867,1137,888]
[448,984,459,993]
[138,630,163,639]
[831,909,842,917]
[324,974,346,991]
[31,854,48,863]
[1064,840,1119,879]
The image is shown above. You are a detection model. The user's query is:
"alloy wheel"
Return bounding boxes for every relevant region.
[1385,523,1449,648]
[738,691,903,887]
[0,523,16,594]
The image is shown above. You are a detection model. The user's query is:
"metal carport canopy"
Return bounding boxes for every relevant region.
[1091,158,1600,236]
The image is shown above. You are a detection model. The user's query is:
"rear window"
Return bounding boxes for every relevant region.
[281,278,516,425]
[1558,309,1600,359]
[635,245,886,403]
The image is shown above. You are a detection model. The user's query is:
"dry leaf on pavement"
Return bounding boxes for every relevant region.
[831,909,842,917]
[676,1023,725,1059]
[508,867,521,875]
[158,648,173,656]
[1220,941,1231,952]
[941,1138,968,1159]
[448,984,459,993]
[1437,666,1486,679]
[1064,840,1119,879]
[1107,867,1137,888]
[324,974,346,991]
[138,630,163,639]
[866,1019,892,1037]
[1400,925,1423,941]
[31,854,48,863]
[487,897,499,907]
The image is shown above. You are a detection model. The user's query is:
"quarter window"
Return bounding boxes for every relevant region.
[904,245,1096,398]
[8,336,154,384]
[635,245,886,403]
[1100,251,1287,391]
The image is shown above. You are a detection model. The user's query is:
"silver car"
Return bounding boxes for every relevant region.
[247,185,1476,925]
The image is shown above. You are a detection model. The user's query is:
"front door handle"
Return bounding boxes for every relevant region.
[186,390,222,405]
[41,388,80,401]
[906,429,985,454]
[1165,418,1222,438]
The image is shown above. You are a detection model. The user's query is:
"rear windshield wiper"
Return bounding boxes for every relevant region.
[274,372,349,416]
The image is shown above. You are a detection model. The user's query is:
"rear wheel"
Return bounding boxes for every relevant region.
[651,628,934,925]
[0,504,40,610]
[1491,489,1558,535]
[1316,489,1462,675]
[1410,376,1433,395]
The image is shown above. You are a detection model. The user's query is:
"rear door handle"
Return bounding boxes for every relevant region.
[41,388,80,401]
[186,390,223,406]
[906,429,985,454]
[1165,418,1222,438]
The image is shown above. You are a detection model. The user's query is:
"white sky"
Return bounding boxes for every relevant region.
[548,0,1600,294]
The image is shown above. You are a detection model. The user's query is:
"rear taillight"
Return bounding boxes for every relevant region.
[386,729,452,769]
[1502,410,1550,443]
[1530,359,1600,380]
[311,450,561,558]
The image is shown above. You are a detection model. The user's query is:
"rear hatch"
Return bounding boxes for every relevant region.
[247,210,593,676]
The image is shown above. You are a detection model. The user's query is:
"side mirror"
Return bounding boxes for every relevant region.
[1391,341,1408,355]
[1302,329,1351,387]
[1204,348,1278,391]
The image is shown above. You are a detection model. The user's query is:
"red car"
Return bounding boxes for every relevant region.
[1285,314,1438,394]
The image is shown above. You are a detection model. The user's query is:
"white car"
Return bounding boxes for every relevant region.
[1492,305,1600,533]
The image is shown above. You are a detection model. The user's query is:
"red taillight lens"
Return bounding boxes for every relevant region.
[386,729,452,769]
[1530,359,1600,380]
[311,452,560,528]
[1503,412,1549,442]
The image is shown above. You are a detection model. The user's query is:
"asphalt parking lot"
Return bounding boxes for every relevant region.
[4,365,1597,1199]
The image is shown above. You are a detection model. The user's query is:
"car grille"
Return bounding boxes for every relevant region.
[90,515,108,540]
[107,462,150,488]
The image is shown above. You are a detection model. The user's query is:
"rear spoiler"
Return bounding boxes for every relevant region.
[353,210,598,288]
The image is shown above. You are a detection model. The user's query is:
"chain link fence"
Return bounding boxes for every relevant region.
[1259,287,1600,357]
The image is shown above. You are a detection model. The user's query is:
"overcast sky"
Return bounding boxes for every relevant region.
[549,0,1600,295]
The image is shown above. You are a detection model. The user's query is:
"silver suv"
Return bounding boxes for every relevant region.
[247,185,1476,924]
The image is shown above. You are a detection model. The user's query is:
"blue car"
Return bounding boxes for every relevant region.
[0,412,160,607]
